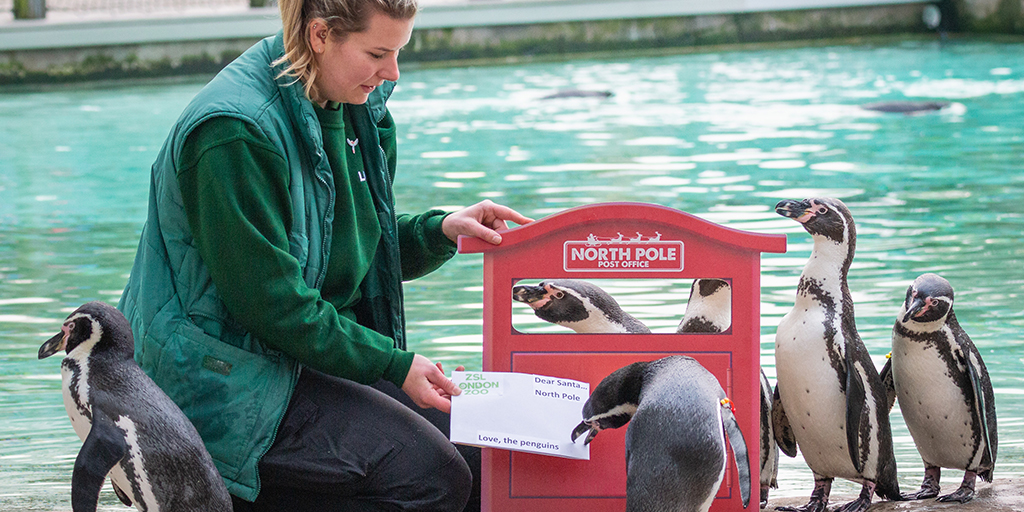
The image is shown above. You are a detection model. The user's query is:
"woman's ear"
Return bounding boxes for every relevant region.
[308,18,329,54]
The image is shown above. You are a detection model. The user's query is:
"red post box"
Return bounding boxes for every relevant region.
[458,202,787,512]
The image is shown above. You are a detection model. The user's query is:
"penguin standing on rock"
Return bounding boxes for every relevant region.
[677,278,778,508]
[772,197,901,512]
[512,279,651,333]
[880,273,997,503]
[38,301,232,512]
[571,355,752,512]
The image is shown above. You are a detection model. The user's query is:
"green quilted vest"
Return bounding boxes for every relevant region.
[118,33,401,500]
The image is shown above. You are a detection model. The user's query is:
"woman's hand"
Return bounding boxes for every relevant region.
[442,200,533,245]
[401,354,462,413]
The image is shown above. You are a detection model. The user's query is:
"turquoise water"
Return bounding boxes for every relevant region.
[1,38,1022,508]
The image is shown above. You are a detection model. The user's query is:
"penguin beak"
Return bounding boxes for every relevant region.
[38,331,67,359]
[512,284,544,304]
[571,420,599,445]
[513,283,556,310]
[775,199,814,224]
[903,296,927,323]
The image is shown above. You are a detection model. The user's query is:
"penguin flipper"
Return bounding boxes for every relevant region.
[879,357,896,413]
[966,352,996,473]
[72,408,128,512]
[722,401,752,508]
[112,481,133,507]
[771,385,798,458]
[844,349,867,474]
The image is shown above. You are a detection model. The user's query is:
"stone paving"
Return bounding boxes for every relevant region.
[769,478,1024,512]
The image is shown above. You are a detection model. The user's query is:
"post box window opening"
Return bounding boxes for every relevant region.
[510,277,733,334]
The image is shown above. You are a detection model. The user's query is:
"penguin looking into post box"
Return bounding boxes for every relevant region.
[572,355,752,512]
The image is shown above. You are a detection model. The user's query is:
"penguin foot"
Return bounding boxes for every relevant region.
[832,497,872,512]
[778,479,831,512]
[832,481,876,512]
[901,468,941,500]
[760,486,770,509]
[775,498,827,512]
[901,488,940,500]
[937,470,977,503]
[937,486,975,503]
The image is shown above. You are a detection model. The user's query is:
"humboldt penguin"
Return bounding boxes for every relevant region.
[758,370,780,509]
[677,278,732,334]
[860,101,950,114]
[540,89,614,100]
[571,355,752,512]
[512,279,650,333]
[676,278,778,508]
[879,273,997,503]
[38,301,232,512]
[772,197,901,512]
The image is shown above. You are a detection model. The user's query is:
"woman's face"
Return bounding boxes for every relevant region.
[310,11,414,105]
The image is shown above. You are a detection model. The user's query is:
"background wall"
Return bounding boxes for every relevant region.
[0,0,1021,85]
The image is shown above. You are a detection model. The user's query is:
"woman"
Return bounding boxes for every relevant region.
[118,0,531,509]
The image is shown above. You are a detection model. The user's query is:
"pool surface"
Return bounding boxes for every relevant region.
[1,37,1022,508]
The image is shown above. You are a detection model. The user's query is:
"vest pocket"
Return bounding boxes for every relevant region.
[150,319,297,495]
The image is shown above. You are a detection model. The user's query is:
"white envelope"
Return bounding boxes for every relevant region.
[450,371,590,460]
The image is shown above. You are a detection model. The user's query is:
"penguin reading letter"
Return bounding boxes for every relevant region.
[879,273,997,503]
[38,301,232,512]
[773,198,901,512]
[571,355,752,512]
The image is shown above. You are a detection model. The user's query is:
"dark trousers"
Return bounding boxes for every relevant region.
[231,368,481,512]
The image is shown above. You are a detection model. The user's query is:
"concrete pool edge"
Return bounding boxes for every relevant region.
[10,477,1024,511]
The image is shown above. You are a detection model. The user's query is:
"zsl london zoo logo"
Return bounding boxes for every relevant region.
[563,232,684,272]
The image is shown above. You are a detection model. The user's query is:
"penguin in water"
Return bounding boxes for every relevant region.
[571,355,752,512]
[38,301,232,512]
[676,278,778,508]
[772,197,901,512]
[879,273,997,503]
[859,101,950,114]
[540,89,614,100]
[512,279,651,333]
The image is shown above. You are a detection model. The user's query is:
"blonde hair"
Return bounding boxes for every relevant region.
[274,0,418,103]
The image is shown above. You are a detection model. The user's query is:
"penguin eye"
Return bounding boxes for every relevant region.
[553,291,565,299]
[815,206,828,215]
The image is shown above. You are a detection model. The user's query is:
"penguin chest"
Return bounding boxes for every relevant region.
[892,334,977,469]
[775,310,857,478]
[60,358,92,441]
[560,313,630,334]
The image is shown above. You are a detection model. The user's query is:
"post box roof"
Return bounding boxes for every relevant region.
[459,202,786,255]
